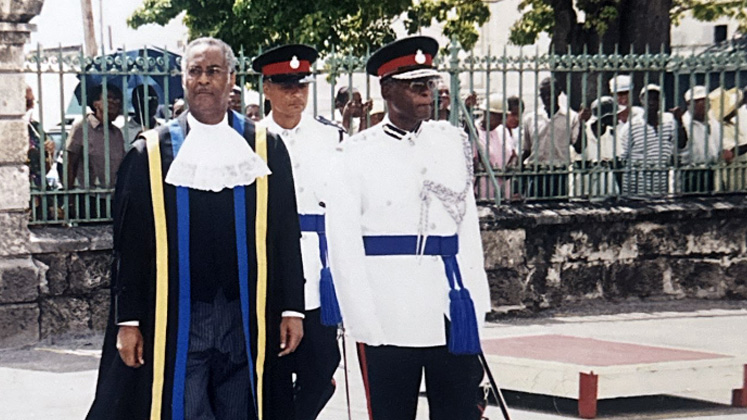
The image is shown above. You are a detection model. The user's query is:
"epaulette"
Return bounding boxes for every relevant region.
[315,115,345,142]
[315,115,345,131]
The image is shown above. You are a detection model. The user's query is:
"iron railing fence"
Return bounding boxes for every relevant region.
[21,40,747,224]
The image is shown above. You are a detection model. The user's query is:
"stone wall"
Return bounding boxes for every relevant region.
[0,226,111,347]
[1,197,746,347]
[480,196,747,313]
[31,227,113,340]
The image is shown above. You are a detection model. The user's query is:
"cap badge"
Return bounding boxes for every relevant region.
[290,56,300,69]
[414,49,426,64]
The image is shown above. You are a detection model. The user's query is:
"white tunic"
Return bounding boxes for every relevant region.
[326,116,490,347]
[680,112,722,165]
[263,113,343,310]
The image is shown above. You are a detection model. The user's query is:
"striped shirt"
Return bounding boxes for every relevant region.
[618,112,677,195]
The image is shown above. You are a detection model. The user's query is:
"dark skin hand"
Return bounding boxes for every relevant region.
[342,92,372,132]
[668,106,688,149]
[464,92,478,109]
[723,144,747,163]
[357,99,373,131]
[278,316,303,357]
[578,107,592,122]
[724,148,735,163]
[117,326,144,368]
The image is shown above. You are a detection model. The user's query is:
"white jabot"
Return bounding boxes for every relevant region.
[165,113,271,191]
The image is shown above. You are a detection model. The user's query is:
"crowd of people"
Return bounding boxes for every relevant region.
[468,74,747,201]
[26,59,747,220]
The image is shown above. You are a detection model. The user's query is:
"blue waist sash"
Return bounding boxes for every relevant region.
[299,214,342,326]
[362,234,481,355]
[299,214,329,264]
[299,214,325,234]
[363,235,458,257]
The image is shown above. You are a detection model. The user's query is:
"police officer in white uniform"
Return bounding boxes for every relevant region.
[253,44,343,420]
[326,36,491,420]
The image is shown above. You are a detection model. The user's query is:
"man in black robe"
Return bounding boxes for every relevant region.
[87,37,305,420]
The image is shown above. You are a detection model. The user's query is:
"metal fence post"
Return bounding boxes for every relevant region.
[448,37,461,127]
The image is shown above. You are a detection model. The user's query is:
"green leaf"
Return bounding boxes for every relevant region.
[129,0,490,55]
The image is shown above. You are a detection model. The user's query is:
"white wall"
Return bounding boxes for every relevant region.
[671,15,739,54]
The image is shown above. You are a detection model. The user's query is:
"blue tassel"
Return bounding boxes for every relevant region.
[448,288,481,355]
[319,267,343,326]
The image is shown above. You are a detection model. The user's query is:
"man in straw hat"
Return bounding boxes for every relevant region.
[474,93,519,200]
[325,35,491,420]
[709,86,747,191]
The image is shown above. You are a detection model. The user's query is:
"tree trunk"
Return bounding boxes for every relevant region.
[80,0,97,56]
[550,0,576,54]
[618,0,672,54]
[550,0,673,109]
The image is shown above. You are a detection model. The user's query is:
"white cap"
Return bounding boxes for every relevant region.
[481,93,505,114]
[639,84,661,99]
[684,86,707,102]
[390,68,440,80]
[609,75,631,94]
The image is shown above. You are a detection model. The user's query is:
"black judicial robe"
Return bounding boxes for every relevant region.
[87,111,305,420]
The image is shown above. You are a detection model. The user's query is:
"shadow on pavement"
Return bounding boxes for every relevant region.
[492,391,747,419]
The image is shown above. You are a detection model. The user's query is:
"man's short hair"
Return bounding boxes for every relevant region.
[507,96,524,113]
[87,84,122,109]
[182,37,237,76]
[540,77,562,95]
[132,84,159,114]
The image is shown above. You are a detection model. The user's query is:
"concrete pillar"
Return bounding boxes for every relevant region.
[0,0,45,347]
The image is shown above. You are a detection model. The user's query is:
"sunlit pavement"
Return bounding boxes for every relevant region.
[2,308,747,419]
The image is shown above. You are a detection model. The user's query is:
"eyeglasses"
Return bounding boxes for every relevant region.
[187,66,228,80]
[402,78,438,93]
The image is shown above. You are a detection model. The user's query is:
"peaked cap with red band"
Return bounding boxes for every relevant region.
[366,36,440,80]
[252,44,318,83]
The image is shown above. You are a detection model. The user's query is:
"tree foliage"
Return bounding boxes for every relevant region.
[509,0,747,48]
[128,0,490,55]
